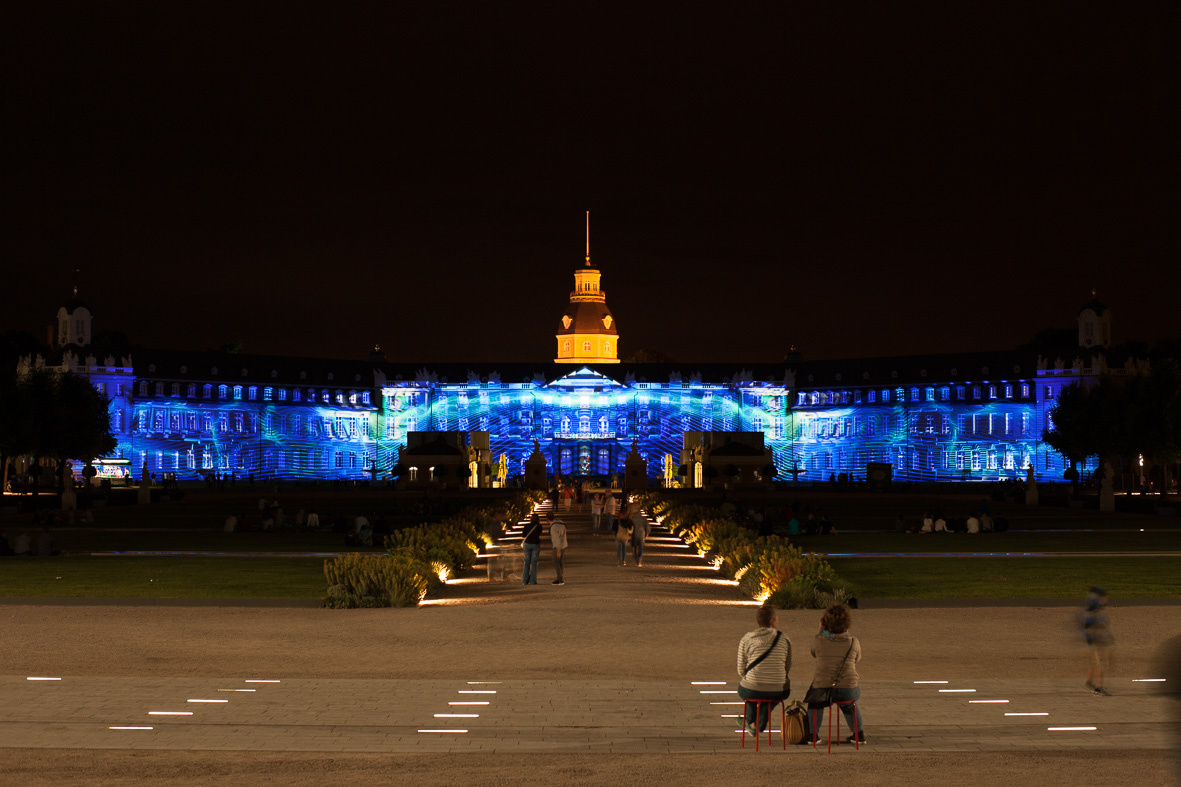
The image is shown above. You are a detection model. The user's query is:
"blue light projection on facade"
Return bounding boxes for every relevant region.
[90,357,1092,485]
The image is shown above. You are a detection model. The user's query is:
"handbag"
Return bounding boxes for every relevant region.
[783,706,808,745]
[805,640,855,707]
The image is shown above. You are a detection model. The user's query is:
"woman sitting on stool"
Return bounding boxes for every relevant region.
[808,603,867,744]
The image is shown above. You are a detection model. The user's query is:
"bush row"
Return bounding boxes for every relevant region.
[324,490,545,608]
[644,495,852,609]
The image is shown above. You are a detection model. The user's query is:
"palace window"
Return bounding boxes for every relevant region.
[563,340,571,353]
[248,386,258,401]
[263,387,273,401]
[940,387,949,401]
[186,384,196,398]
[867,390,876,403]
[234,413,244,432]
[233,385,243,400]
[925,387,934,402]
[171,383,180,397]
[604,341,612,354]
[1004,384,1013,399]
[1021,384,1030,398]
[972,387,981,400]
[583,341,592,352]
[155,382,164,396]
[989,385,997,399]
[956,386,965,400]
[854,390,862,403]
[277,388,287,401]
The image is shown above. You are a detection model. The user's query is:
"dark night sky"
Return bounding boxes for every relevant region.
[4,3,1178,364]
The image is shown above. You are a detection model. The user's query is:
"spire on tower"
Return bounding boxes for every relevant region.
[585,210,591,267]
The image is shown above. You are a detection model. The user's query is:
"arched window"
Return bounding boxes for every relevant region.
[218,384,227,399]
[233,385,243,400]
[604,341,611,355]
[583,341,591,352]
[563,340,571,353]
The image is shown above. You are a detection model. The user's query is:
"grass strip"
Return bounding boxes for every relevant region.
[828,556,1181,599]
[0,557,326,598]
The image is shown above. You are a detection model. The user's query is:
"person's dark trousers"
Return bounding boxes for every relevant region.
[737,686,790,731]
[522,543,540,584]
[809,686,863,738]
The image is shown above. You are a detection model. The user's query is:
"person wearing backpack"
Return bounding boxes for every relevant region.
[613,504,633,566]
[737,605,792,737]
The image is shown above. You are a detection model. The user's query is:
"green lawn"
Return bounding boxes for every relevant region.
[47,530,382,554]
[829,556,1181,599]
[810,531,1180,554]
[0,557,327,598]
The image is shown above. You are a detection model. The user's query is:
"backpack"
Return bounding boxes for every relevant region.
[616,522,633,542]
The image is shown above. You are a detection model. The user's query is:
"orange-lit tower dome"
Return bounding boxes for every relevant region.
[555,212,620,364]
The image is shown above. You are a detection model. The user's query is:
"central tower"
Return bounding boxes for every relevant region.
[555,212,620,364]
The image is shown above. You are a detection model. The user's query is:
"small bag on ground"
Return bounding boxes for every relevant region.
[783,704,808,745]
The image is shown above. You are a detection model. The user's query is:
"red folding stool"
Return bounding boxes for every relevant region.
[740,699,786,751]
[811,699,860,753]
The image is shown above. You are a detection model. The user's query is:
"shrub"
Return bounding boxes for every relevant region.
[323,553,430,608]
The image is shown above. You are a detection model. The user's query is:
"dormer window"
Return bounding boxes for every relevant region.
[602,315,613,329]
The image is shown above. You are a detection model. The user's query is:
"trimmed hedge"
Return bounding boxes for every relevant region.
[324,490,544,608]
[646,494,852,608]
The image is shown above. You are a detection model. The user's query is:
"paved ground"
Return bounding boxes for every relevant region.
[2,500,1178,784]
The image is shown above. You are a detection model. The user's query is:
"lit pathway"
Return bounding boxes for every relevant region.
[1,673,1169,753]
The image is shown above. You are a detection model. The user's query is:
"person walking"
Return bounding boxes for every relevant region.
[1084,586,1113,695]
[562,485,573,513]
[737,605,793,738]
[613,506,633,566]
[521,513,542,585]
[548,511,567,585]
[807,603,867,744]
[590,493,604,535]
[630,503,650,566]
[604,492,617,536]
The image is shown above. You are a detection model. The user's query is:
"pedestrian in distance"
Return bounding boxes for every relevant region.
[548,511,567,585]
[630,504,650,566]
[521,513,542,585]
[613,505,633,566]
[590,493,604,535]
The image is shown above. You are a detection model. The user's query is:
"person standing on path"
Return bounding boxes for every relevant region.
[548,511,567,585]
[604,492,617,536]
[630,504,651,566]
[590,493,604,535]
[1084,586,1113,695]
[521,513,542,585]
[737,605,792,737]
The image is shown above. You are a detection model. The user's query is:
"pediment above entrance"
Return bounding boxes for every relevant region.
[544,367,626,389]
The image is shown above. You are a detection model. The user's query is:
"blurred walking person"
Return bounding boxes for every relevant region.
[1084,586,1113,695]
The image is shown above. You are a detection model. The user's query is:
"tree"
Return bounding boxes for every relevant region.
[0,370,115,497]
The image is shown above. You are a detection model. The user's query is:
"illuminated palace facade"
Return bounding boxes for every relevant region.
[31,257,1108,487]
